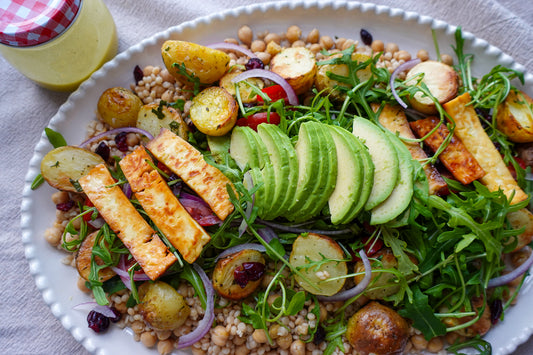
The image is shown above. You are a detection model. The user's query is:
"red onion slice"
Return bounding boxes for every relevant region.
[389,58,421,109]
[257,227,278,244]
[78,127,154,149]
[256,218,352,236]
[317,249,371,302]
[215,243,267,262]
[179,192,221,226]
[231,69,299,106]
[177,264,215,349]
[488,248,533,288]
[72,302,116,318]
[207,42,258,59]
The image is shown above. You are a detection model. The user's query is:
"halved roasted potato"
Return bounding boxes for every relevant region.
[354,248,401,300]
[76,231,116,282]
[189,86,238,136]
[219,71,265,103]
[496,89,533,143]
[138,281,190,330]
[161,40,230,84]
[289,233,347,296]
[270,47,317,95]
[97,87,143,128]
[40,146,105,192]
[212,249,265,300]
[405,60,459,114]
[136,102,189,140]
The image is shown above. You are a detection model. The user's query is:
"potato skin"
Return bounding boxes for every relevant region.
[270,47,317,95]
[161,40,230,84]
[76,231,116,282]
[354,248,399,300]
[136,102,189,140]
[212,249,265,300]
[190,86,238,136]
[219,71,265,103]
[97,87,143,128]
[346,301,409,355]
[496,89,533,143]
[138,281,191,330]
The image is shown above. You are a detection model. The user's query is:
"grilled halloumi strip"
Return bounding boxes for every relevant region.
[443,92,528,204]
[78,164,176,280]
[373,103,447,195]
[146,129,235,220]
[119,147,211,263]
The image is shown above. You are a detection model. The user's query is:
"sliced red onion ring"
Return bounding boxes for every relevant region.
[488,248,533,288]
[317,249,371,302]
[257,226,278,243]
[215,243,267,262]
[256,218,352,236]
[72,302,116,318]
[179,192,221,226]
[231,69,299,106]
[177,264,215,349]
[389,58,421,109]
[122,182,132,199]
[207,42,258,59]
[78,127,154,149]
[111,255,151,283]
[87,216,105,229]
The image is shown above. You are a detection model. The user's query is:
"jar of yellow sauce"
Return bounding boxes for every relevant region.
[0,0,118,91]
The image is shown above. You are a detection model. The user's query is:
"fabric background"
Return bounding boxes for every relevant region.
[1,0,532,354]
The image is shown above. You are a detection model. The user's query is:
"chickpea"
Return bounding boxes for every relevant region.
[157,339,174,355]
[264,32,281,44]
[212,325,229,346]
[441,53,454,65]
[277,334,293,350]
[256,52,272,65]
[286,25,302,43]
[269,324,281,339]
[140,331,157,348]
[427,337,444,353]
[292,40,306,48]
[143,65,154,76]
[252,329,268,343]
[342,39,356,51]
[411,334,428,350]
[306,28,320,44]
[51,191,70,204]
[417,49,430,61]
[251,39,266,52]
[77,276,90,293]
[131,320,145,334]
[395,50,412,62]
[44,226,62,246]
[335,37,347,50]
[371,39,385,52]
[385,42,399,54]
[235,344,250,355]
[290,339,306,355]
[238,25,253,45]
[156,330,172,341]
[224,37,239,45]
[319,35,334,50]
[309,43,322,55]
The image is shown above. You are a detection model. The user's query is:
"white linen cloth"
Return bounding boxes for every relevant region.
[1,0,532,354]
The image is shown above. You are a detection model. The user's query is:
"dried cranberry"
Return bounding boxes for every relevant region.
[95,142,110,161]
[133,65,144,84]
[245,57,265,71]
[87,310,110,333]
[360,28,373,46]
[490,299,503,325]
[114,132,129,152]
[313,325,326,345]
[108,307,121,323]
[56,200,74,211]
[233,262,265,288]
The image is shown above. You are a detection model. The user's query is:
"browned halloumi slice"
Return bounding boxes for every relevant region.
[146,128,235,220]
[443,92,528,204]
[373,103,447,195]
[78,164,176,280]
[119,147,211,263]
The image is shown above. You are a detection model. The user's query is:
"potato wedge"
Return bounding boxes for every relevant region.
[136,102,189,140]
[507,208,533,252]
[496,89,533,143]
[41,146,105,192]
[97,87,143,128]
[270,47,317,95]
[443,92,528,204]
[138,281,190,330]
[76,231,116,282]
[212,249,265,300]
[161,40,230,84]
[289,233,347,296]
[189,86,238,136]
[406,60,459,114]
[354,248,401,300]
[219,71,265,103]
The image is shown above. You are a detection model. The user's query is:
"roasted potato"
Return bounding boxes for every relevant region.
[41,146,105,192]
[289,233,347,296]
[161,40,230,84]
[405,60,459,114]
[97,87,143,128]
[496,89,533,143]
[345,301,409,355]
[507,208,533,251]
[76,231,116,282]
[136,102,189,140]
[270,47,317,95]
[219,71,265,104]
[212,249,265,300]
[354,248,401,300]
[442,296,491,337]
[138,281,191,330]
[315,53,372,100]
[189,86,238,136]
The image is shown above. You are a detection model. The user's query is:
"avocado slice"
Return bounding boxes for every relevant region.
[327,125,370,225]
[258,162,276,219]
[352,116,399,210]
[207,134,231,164]
[370,134,414,225]
[290,122,337,222]
[230,126,268,170]
[256,123,298,219]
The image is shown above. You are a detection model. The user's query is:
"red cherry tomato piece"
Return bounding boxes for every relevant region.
[236,112,281,131]
[83,198,97,222]
[361,235,383,257]
[257,84,288,104]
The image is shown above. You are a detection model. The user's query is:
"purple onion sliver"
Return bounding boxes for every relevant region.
[207,42,258,59]
[78,127,154,149]
[231,69,299,106]
[389,58,421,109]
[317,249,371,302]
[488,248,533,288]
[256,226,278,243]
[215,243,267,262]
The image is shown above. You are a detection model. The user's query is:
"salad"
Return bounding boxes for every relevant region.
[32,22,533,355]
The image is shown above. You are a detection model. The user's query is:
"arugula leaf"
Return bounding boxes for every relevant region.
[399,286,447,340]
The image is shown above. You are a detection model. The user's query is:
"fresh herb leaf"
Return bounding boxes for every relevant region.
[45,127,67,148]
[31,173,45,190]
[399,286,447,340]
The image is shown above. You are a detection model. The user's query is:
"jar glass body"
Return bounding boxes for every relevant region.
[0,0,118,91]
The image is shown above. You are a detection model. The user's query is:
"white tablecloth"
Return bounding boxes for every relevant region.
[1,0,532,354]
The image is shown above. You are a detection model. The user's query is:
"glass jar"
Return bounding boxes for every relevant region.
[0,0,118,91]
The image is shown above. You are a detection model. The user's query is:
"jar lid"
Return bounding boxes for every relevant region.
[0,0,82,47]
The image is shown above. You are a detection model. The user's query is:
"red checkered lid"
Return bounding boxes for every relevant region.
[0,0,82,47]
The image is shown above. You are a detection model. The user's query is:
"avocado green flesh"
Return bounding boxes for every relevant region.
[207,134,231,164]
[352,116,399,210]
[327,125,364,225]
[259,162,276,219]
[230,126,263,170]
[248,167,267,217]
[370,134,414,225]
